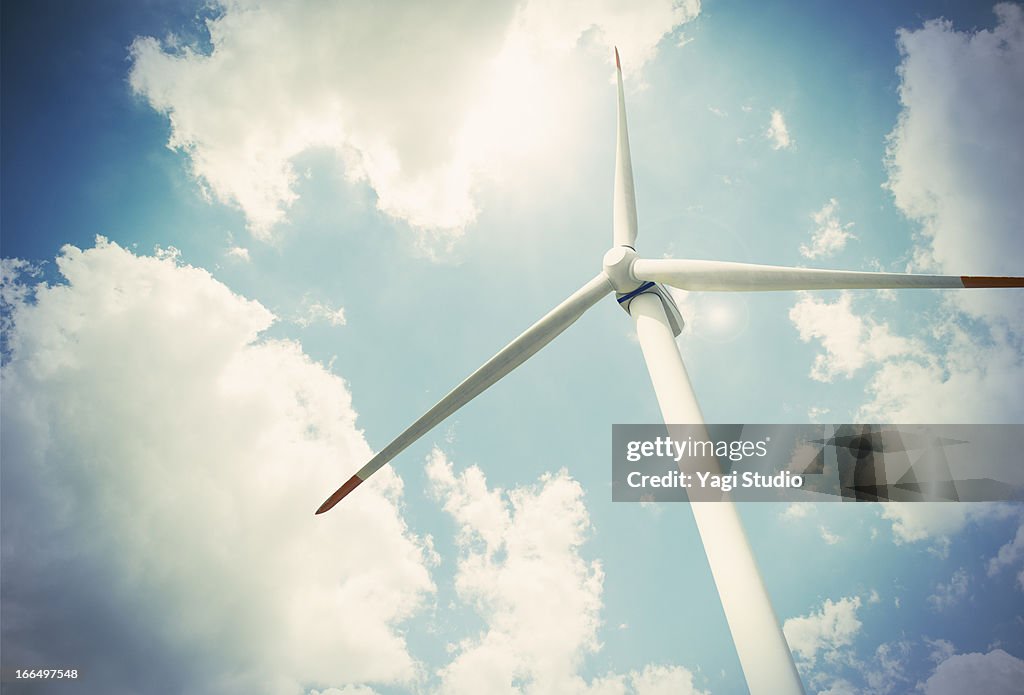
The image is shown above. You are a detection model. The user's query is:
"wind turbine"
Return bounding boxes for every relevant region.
[317,48,1023,694]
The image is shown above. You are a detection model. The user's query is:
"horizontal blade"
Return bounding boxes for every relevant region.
[613,47,638,249]
[316,273,614,514]
[632,258,1024,292]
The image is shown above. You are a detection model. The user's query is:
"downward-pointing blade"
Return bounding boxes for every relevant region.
[613,47,638,249]
[632,258,1024,291]
[316,273,614,514]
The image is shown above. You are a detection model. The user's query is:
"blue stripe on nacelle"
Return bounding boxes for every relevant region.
[616,281,656,304]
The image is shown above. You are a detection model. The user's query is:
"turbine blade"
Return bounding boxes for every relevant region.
[632,258,1024,292]
[613,47,638,249]
[316,273,614,514]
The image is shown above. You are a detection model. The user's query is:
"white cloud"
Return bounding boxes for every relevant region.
[829,4,1024,423]
[0,257,40,305]
[885,3,1024,326]
[0,258,41,340]
[129,0,700,240]
[880,504,972,547]
[783,596,862,667]
[925,638,957,664]
[629,664,709,695]
[819,525,841,545]
[297,298,348,328]
[791,6,1024,424]
[781,502,813,520]
[866,640,911,693]
[226,245,251,262]
[785,9,1024,578]
[766,109,792,149]
[427,448,512,556]
[425,448,706,695]
[788,292,922,382]
[878,503,1018,560]
[789,293,1023,422]
[857,323,1024,422]
[987,520,1024,590]
[0,239,434,693]
[807,406,830,422]
[800,199,856,259]
[311,688,380,695]
[817,679,858,695]
[920,649,1024,695]
[927,568,969,611]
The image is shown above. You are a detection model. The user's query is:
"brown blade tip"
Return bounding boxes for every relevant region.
[961,276,1024,288]
[315,474,364,515]
[614,46,621,69]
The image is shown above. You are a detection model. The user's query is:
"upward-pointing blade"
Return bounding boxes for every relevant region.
[316,273,614,514]
[632,258,1024,291]
[613,47,638,249]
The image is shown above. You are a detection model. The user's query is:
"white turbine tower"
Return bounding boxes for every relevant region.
[318,49,1023,694]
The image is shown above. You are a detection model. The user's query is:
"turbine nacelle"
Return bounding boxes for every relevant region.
[603,247,685,336]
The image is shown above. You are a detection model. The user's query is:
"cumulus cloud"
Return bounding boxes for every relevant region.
[0,239,434,693]
[800,199,856,259]
[792,6,1024,423]
[857,322,1024,422]
[807,406,830,421]
[865,640,912,693]
[627,664,709,695]
[129,0,700,240]
[819,525,841,545]
[781,502,813,520]
[783,596,862,667]
[428,449,601,693]
[226,245,251,262]
[0,257,40,305]
[885,3,1024,325]
[780,8,1024,596]
[880,504,973,548]
[1,240,715,694]
[0,258,41,342]
[788,292,922,382]
[766,109,792,149]
[925,638,957,664]
[877,502,1019,557]
[789,271,1023,427]
[425,448,706,695]
[296,298,348,327]
[987,520,1024,590]
[817,679,858,695]
[784,603,917,692]
[927,568,969,611]
[920,649,1024,695]
[311,688,381,695]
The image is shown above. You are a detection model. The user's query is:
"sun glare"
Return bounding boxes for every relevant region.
[456,33,584,183]
[693,295,750,343]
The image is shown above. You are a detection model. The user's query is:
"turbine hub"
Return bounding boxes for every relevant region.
[602,246,640,292]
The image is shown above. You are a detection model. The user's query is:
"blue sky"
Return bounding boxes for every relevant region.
[2,1,1023,694]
